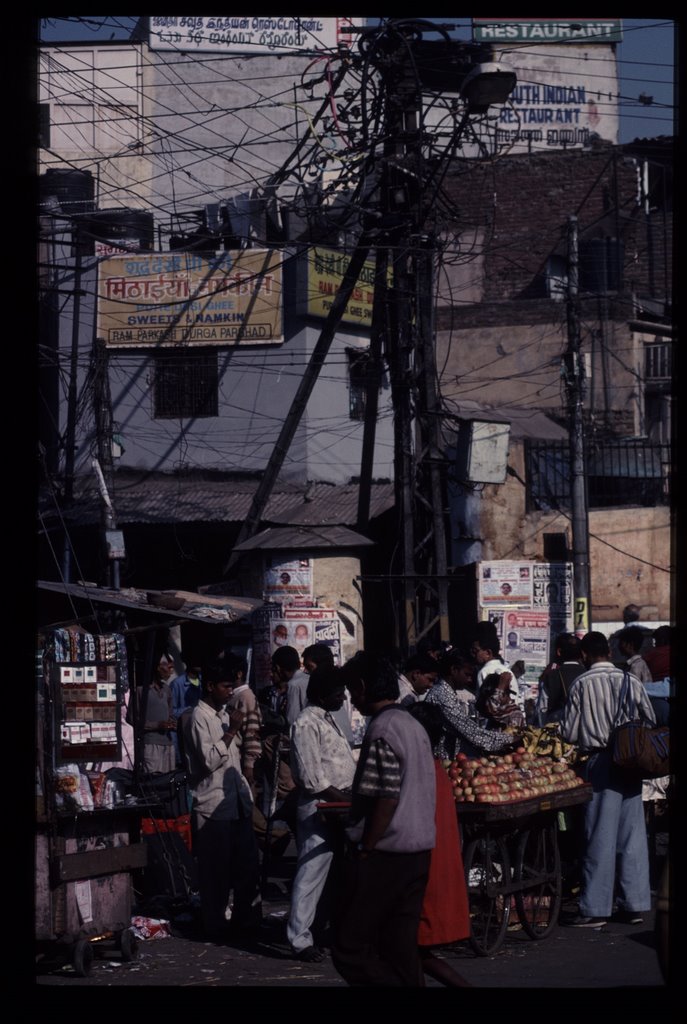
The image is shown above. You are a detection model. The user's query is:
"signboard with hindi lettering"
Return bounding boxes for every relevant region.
[97,249,283,347]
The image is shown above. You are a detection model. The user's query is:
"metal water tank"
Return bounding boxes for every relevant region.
[81,209,155,254]
[39,168,95,215]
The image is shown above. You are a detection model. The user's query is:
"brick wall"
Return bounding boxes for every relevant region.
[441,142,671,306]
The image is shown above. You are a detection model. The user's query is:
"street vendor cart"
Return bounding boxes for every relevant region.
[36,581,262,976]
[458,784,592,956]
[35,624,148,976]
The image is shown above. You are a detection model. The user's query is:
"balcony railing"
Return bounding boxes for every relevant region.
[526,438,671,511]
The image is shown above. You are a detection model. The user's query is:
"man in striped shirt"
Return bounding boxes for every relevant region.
[562,631,655,928]
[332,652,436,986]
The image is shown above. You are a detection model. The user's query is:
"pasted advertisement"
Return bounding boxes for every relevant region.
[502,610,551,692]
[479,561,533,606]
[251,605,281,689]
[284,608,342,664]
[98,250,283,347]
[479,561,574,692]
[149,17,364,54]
[532,562,572,617]
[263,558,313,605]
[261,606,341,663]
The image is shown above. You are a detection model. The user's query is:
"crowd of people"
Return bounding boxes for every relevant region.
[139,613,671,986]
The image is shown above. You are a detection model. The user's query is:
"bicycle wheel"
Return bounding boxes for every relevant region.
[513,822,562,939]
[463,835,511,956]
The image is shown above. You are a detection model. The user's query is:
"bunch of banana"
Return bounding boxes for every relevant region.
[518,723,579,761]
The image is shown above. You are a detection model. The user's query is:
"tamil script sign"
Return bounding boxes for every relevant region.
[473,19,623,43]
[97,249,283,347]
[149,16,364,53]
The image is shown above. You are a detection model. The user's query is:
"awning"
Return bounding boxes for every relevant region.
[37,580,263,624]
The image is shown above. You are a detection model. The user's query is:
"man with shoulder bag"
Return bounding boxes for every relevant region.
[561,631,656,928]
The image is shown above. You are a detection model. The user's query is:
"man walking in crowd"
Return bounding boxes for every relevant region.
[535,632,584,726]
[130,654,177,775]
[470,620,523,709]
[286,644,354,744]
[609,603,653,665]
[561,631,656,928]
[287,666,356,962]
[224,652,263,796]
[182,662,260,942]
[643,625,673,726]
[617,626,653,683]
[396,653,439,707]
[332,652,436,986]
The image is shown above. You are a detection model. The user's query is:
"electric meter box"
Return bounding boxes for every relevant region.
[455,418,511,484]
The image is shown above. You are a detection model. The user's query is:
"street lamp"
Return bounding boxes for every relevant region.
[460,62,517,113]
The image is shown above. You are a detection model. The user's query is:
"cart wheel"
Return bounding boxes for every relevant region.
[72,939,94,977]
[118,927,139,962]
[514,822,562,939]
[464,835,511,956]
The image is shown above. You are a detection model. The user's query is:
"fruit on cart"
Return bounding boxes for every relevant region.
[448,751,585,804]
[515,724,579,762]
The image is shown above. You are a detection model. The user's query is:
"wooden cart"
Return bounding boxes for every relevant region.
[457,784,592,956]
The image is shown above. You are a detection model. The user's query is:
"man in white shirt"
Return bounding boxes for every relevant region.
[287,666,356,961]
[470,622,523,710]
[183,663,260,942]
[396,654,439,707]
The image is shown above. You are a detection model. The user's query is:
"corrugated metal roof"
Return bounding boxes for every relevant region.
[454,402,568,441]
[44,475,396,528]
[233,525,374,552]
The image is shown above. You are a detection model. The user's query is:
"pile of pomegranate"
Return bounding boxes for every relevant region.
[446,748,586,804]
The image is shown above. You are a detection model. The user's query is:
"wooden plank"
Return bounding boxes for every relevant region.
[52,843,147,882]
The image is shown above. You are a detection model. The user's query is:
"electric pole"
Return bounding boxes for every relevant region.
[376,27,451,654]
[565,215,591,633]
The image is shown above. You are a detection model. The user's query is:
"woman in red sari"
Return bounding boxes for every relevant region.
[408,702,472,987]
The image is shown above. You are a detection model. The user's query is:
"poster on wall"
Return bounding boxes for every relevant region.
[532,562,573,630]
[251,604,282,689]
[501,610,551,695]
[478,561,574,697]
[282,608,342,664]
[263,558,313,604]
[479,561,533,606]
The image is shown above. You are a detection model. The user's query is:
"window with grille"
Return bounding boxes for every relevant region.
[347,347,370,421]
[644,342,671,381]
[526,439,671,511]
[154,350,218,419]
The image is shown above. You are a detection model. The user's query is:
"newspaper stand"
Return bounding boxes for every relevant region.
[35,629,148,977]
[457,783,592,956]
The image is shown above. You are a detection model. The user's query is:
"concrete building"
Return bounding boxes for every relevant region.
[37,22,673,652]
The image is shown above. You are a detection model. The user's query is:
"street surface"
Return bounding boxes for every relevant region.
[35,842,670,997]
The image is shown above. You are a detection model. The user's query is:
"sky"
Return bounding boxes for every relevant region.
[38,17,676,144]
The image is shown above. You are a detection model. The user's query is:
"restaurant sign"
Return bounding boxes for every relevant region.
[473,19,623,43]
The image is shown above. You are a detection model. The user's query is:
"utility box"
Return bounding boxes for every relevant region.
[455,419,511,484]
